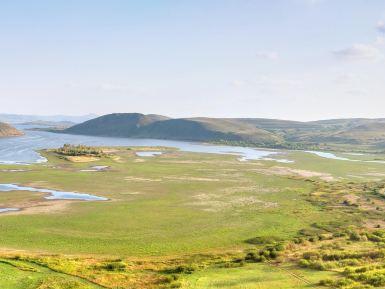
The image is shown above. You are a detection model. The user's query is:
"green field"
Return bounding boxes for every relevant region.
[180,263,336,289]
[0,258,101,289]
[0,146,385,288]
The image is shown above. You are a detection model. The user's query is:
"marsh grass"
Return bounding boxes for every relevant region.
[0,147,385,288]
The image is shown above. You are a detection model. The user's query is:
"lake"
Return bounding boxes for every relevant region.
[0,125,286,164]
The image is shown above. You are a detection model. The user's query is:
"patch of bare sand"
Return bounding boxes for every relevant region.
[111,156,125,163]
[159,160,202,164]
[342,194,360,204]
[124,175,222,182]
[24,181,50,187]
[252,166,335,182]
[158,160,246,165]
[164,176,220,182]
[347,175,366,179]
[1,200,74,216]
[360,197,385,211]
[365,172,385,177]
[65,156,100,163]
[189,193,277,212]
[364,219,385,229]
[124,176,162,182]
[119,192,143,195]
[101,148,119,154]
[220,185,281,194]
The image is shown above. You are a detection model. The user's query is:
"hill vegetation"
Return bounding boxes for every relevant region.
[63,114,385,152]
[0,122,23,137]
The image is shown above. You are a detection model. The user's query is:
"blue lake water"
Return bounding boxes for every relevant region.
[136,151,163,157]
[305,151,352,161]
[0,183,108,201]
[0,125,286,164]
[0,207,19,213]
[306,150,385,164]
[1,126,383,167]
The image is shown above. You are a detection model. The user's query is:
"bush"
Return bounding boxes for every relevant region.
[163,265,196,274]
[349,231,361,241]
[245,236,283,245]
[102,261,126,271]
[303,252,320,261]
[299,259,327,270]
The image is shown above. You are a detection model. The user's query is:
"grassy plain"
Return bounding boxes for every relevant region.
[0,146,384,288]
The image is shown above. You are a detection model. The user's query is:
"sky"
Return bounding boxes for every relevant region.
[1,0,385,121]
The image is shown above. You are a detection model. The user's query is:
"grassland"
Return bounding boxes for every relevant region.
[0,146,385,288]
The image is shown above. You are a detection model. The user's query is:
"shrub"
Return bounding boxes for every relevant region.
[163,265,196,274]
[102,261,126,271]
[303,252,320,261]
[349,231,361,241]
[245,236,283,245]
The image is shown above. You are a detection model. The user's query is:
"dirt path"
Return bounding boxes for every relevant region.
[267,261,313,285]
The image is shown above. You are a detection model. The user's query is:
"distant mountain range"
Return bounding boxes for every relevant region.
[0,113,98,124]
[62,113,385,152]
[20,120,76,128]
[0,122,23,137]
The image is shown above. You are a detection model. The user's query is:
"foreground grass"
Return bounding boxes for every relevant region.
[0,258,100,289]
[180,263,334,289]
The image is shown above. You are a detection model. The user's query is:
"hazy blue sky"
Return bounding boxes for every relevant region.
[1,0,385,120]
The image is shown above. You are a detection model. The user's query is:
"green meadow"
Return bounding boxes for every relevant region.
[0,146,384,288]
[180,263,336,289]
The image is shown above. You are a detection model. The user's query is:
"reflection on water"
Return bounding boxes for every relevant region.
[306,151,385,164]
[136,151,163,157]
[305,151,351,161]
[0,208,19,213]
[0,184,108,201]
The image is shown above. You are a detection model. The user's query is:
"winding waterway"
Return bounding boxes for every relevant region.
[0,184,108,201]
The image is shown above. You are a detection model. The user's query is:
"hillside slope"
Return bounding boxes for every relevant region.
[64,113,282,145]
[0,122,23,137]
[63,114,385,151]
[65,113,170,137]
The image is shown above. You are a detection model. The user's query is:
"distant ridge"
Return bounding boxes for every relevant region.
[65,113,170,137]
[0,122,23,137]
[62,113,385,151]
[0,113,98,124]
[64,113,282,146]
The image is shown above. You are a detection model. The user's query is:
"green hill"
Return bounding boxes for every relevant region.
[64,114,282,146]
[65,113,170,137]
[63,114,385,151]
[0,122,23,137]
